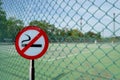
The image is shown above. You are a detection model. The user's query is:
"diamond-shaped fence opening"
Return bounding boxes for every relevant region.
[0,0,120,80]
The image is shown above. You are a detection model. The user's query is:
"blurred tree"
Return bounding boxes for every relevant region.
[29,20,58,42]
[67,29,83,39]
[29,20,47,31]
[84,31,101,42]
[29,20,57,33]
[60,29,66,36]
[96,32,101,39]
[29,20,102,42]
[85,31,96,38]
[0,0,7,41]
[6,17,24,41]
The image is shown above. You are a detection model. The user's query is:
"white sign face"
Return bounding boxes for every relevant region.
[15,26,49,60]
[19,30,45,56]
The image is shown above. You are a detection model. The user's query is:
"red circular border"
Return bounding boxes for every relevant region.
[15,26,49,60]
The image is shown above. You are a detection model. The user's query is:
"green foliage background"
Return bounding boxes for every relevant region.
[0,0,101,43]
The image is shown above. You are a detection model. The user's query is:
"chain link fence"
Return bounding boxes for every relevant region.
[0,0,120,80]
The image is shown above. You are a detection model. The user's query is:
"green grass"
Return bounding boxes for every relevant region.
[0,43,120,80]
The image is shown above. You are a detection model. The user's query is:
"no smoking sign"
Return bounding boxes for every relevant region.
[15,26,49,60]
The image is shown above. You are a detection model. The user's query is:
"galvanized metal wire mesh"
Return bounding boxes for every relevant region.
[0,0,120,80]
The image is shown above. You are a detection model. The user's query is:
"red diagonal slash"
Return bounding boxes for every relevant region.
[21,32,42,53]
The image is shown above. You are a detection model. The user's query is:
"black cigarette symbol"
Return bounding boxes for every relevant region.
[22,44,42,47]
[21,34,42,47]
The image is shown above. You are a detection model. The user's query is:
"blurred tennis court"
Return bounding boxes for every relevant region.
[0,43,120,80]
